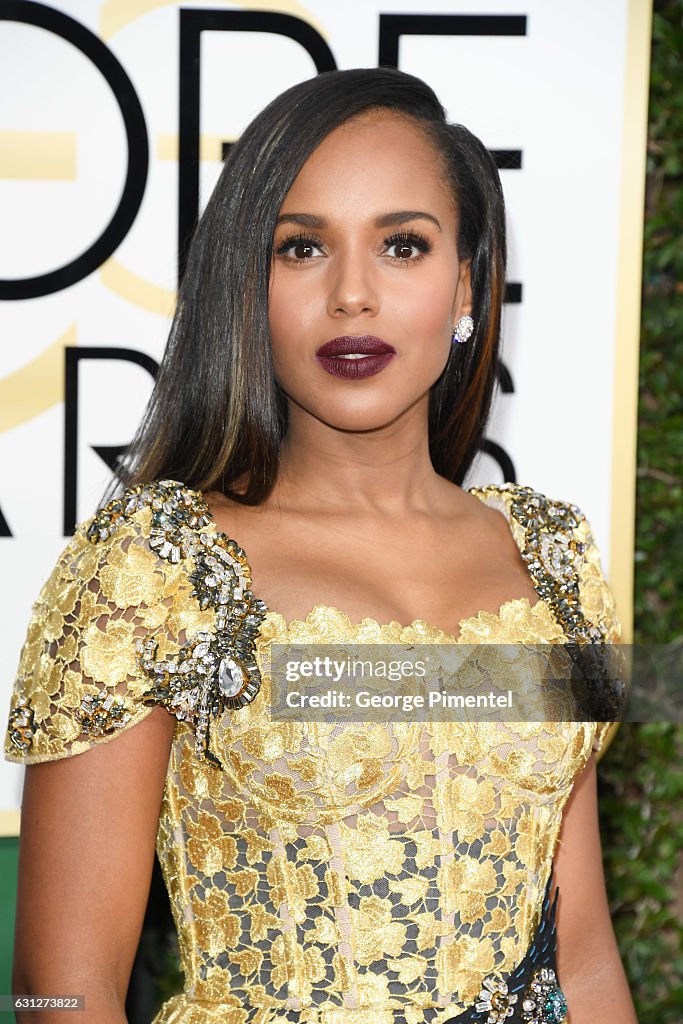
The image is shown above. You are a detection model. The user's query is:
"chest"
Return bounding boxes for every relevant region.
[174,713,596,829]
[228,510,540,635]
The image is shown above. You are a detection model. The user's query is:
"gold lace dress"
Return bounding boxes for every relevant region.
[4,480,621,1024]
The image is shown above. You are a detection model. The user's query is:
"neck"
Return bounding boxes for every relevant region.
[271,401,454,518]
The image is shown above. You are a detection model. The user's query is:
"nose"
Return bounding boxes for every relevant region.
[326,249,379,319]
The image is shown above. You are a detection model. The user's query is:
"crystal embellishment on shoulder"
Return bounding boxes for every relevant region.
[502,484,600,643]
[87,479,268,768]
[480,483,626,723]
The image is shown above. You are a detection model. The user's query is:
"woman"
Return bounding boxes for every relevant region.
[5,68,636,1023]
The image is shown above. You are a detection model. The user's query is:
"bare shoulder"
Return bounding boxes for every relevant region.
[434,476,515,538]
[204,487,278,543]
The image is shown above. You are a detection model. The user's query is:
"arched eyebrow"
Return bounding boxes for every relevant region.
[275,210,442,231]
[375,210,442,231]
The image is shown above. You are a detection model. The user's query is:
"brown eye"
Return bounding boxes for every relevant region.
[275,235,324,261]
[384,232,431,261]
[294,242,315,260]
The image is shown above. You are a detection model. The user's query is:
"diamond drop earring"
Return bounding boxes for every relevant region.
[452,315,475,345]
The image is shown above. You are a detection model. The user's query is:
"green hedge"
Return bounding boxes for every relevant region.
[596,4,683,1021]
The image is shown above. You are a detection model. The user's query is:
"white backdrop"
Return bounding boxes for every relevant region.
[0,0,650,825]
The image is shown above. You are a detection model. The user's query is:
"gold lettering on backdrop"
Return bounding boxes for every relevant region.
[100,0,328,42]
[156,133,237,163]
[100,259,176,317]
[97,0,329,311]
[0,326,76,434]
[0,132,76,181]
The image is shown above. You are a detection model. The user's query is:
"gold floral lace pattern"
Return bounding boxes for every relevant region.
[88,479,268,765]
[5,507,216,764]
[155,641,599,1020]
[3,482,622,1024]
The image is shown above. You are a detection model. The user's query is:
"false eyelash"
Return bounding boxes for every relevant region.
[273,229,433,261]
[384,230,432,254]
[274,232,324,257]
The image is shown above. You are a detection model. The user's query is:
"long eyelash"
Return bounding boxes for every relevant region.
[384,230,432,254]
[274,232,324,256]
[273,229,432,260]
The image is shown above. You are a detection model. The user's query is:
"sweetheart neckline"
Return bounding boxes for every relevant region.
[200,481,560,642]
[259,595,554,646]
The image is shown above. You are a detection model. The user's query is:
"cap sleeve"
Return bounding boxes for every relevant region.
[4,508,195,765]
[4,481,268,769]
[572,507,624,756]
[574,509,622,646]
[472,483,625,761]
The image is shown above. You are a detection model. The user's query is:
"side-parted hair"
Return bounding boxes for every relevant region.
[121,67,506,501]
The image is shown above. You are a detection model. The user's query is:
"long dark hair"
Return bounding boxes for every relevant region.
[121,67,506,501]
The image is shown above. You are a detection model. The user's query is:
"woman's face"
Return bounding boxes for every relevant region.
[268,110,472,433]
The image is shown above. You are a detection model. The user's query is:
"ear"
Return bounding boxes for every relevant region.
[452,258,473,322]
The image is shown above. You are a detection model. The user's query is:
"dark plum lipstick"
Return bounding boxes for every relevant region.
[315,335,396,380]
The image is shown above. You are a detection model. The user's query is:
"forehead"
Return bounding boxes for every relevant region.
[279,111,454,216]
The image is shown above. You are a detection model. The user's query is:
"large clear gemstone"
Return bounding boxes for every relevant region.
[218,657,244,697]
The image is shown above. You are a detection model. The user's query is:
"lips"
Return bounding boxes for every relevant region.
[316,335,396,357]
[315,336,396,381]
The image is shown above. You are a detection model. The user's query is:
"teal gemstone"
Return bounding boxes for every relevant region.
[544,987,568,1022]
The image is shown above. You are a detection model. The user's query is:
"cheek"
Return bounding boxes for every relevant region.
[391,271,458,337]
[267,275,318,390]
[267,275,291,346]
[268,272,319,349]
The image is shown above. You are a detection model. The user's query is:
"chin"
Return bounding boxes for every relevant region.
[319,415,400,434]
[281,379,434,432]
[310,401,422,434]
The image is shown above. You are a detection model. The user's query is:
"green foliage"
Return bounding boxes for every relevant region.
[597,3,683,1020]
[633,5,683,644]
[599,726,683,1018]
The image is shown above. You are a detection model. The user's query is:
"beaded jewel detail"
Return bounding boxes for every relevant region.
[475,976,518,1021]
[7,701,35,754]
[520,967,567,1023]
[87,479,268,767]
[469,873,565,1024]
[503,484,599,642]
[79,690,133,736]
[500,483,626,723]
